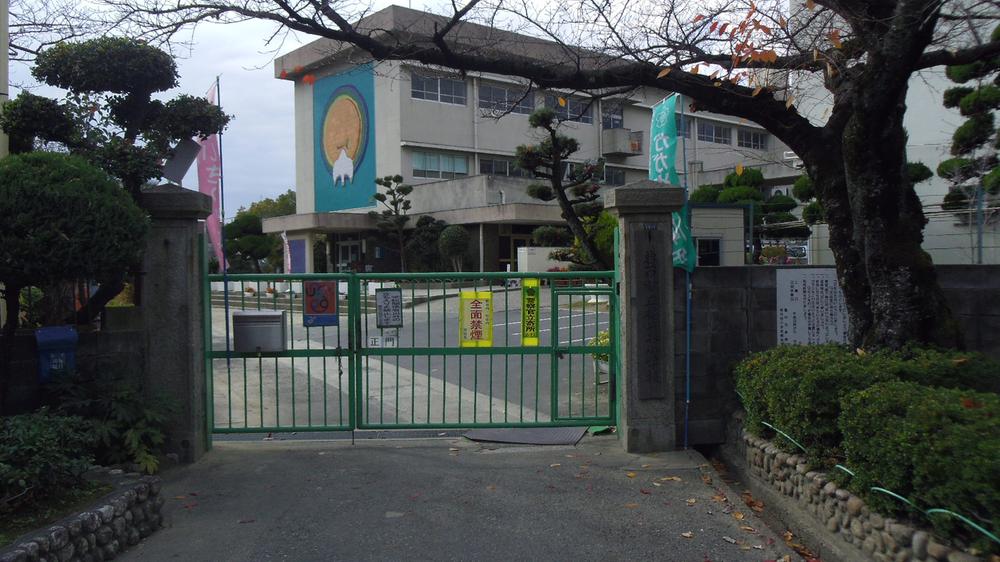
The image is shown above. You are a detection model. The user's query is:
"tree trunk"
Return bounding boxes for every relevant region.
[1,284,22,416]
[398,233,407,273]
[839,91,961,349]
[804,145,874,346]
[74,276,125,326]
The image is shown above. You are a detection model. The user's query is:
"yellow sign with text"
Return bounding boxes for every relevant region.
[459,291,493,347]
[521,279,540,346]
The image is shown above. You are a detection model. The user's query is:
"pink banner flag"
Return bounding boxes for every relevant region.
[197,82,226,270]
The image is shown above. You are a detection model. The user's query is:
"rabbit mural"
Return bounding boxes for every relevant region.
[331,145,354,187]
[314,71,374,212]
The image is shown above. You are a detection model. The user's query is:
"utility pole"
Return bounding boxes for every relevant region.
[976,184,985,265]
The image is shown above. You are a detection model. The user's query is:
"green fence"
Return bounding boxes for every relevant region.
[204,271,617,433]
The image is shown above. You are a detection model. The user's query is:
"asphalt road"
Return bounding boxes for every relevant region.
[122,437,796,562]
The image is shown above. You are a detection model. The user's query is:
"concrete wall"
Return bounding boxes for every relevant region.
[3,330,147,414]
[674,265,1000,446]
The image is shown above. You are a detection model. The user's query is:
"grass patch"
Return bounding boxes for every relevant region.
[0,482,113,547]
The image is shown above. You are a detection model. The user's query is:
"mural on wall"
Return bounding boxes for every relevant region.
[313,65,376,211]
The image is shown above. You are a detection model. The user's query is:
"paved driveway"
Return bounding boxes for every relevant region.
[124,436,794,561]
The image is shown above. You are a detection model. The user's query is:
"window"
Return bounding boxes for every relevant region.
[412,151,469,179]
[411,72,466,105]
[738,129,769,150]
[544,94,594,124]
[602,104,624,129]
[480,157,532,178]
[676,115,692,138]
[697,238,721,266]
[479,84,533,115]
[601,166,627,186]
[697,121,731,144]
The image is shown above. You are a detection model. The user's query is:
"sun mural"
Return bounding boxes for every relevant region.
[321,85,369,188]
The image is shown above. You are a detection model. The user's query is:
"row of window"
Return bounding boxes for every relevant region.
[412,151,628,185]
[411,72,769,147]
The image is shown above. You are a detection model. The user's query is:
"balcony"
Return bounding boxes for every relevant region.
[602,128,644,157]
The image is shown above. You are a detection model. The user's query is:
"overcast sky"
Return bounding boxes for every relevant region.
[8,1,448,218]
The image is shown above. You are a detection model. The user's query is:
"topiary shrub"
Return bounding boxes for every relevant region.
[868,345,1000,394]
[0,410,95,513]
[840,382,1000,553]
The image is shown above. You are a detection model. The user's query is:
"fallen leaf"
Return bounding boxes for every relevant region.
[652,482,662,487]
[640,489,652,495]
[657,67,672,79]
[701,473,713,485]
[723,536,737,544]
[660,476,682,482]
[624,502,640,509]
[449,448,460,452]
[550,463,561,468]
[173,495,187,500]
[740,526,757,532]
[486,485,497,491]
[626,471,637,478]
[238,518,256,524]
[641,464,651,468]
[686,498,697,506]
[711,493,727,502]
[681,531,694,539]
[733,511,745,520]
[805,0,815,10]
[754,544,764,550]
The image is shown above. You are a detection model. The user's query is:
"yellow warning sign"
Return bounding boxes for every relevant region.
[459,291,493,347]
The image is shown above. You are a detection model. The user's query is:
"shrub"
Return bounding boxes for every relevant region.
[0,410,95,513]
[589,330,611,363]
[868,345,1000,394]
[840,382,1000,552]
[734,345,896,460]
[46,372,173,474]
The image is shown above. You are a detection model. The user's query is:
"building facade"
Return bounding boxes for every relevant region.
[263,6,799,272]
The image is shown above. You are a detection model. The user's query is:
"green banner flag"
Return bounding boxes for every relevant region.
[650,95,696,272]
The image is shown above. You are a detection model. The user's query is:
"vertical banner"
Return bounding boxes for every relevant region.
[281,231,292,273]
[521,279,540,346]
[303,281,339,327]
[459,291,493,347]
[197,83,225,268]
[649,95,697,272]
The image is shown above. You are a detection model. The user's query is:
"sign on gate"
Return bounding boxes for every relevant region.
[459,291,493,347]
[521,279,540,346]
[303,281,339,327]
[375,288,404,328]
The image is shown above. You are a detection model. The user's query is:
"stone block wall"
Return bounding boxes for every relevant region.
[0,474,164,562]
[720,413,983,562]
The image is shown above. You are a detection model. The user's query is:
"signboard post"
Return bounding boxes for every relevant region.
[375,288,404,328]
[776,268,849,344]
[303,281,339,327]
[459,291,493,347]
[521,279,540,346]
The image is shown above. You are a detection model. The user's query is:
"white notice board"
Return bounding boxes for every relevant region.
[776,268,849,345]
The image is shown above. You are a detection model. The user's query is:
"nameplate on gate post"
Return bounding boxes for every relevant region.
[459,291,493,347]
[631,222,667,399]
[375,288,404,328]
[303,281,339,327]
[521,279,540,346]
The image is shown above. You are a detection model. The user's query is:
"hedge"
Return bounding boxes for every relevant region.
[840,382,999,552]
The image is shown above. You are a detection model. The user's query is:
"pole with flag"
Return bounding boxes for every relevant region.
[649,93,695,448]
[197,76,231,366]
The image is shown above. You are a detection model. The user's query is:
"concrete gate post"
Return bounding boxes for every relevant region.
[605,184,685,453]
[138,184,212,463]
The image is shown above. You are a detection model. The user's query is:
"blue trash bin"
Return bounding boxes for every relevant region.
[35,326,78,383]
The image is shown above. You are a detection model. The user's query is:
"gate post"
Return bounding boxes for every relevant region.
[138,184,212,463]
[606,184,685,453]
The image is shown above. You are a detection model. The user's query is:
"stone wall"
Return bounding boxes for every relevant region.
[674,265,1000,446]
[0,473,163,562]
[720,412,983,562]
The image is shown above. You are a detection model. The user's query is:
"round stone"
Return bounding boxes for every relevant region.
[847,495,865,516]
[926,540,950,560]
[851,518,866,538]
[946,552,980,562]
[893,547,911,562]
[911,531,928,559]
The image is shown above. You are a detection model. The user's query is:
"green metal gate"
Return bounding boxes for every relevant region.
[203,271,617,434]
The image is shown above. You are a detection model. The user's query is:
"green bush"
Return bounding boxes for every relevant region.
[840,382,1000,552]
[0,411,95,513]
[46,372,173,474]
[868,345,1000,394]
